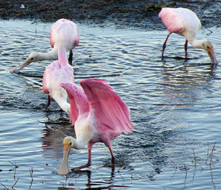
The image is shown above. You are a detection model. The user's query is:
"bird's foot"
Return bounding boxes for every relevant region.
[44,105,49,111]
[71,163,91,171]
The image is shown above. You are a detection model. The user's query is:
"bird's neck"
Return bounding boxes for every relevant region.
[52,94,70,115]
[190,39,207,49]
[70,135,90,150]
[37,48,58,61]
[185,34,207,50]
[61,102,71,115]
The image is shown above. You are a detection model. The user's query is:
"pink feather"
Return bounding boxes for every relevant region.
[158,8,184,34]
[61,78,133,137]
[59,79,133,171]
[80,79,133,135]
[50,19,79,51]
[42,46,78,120]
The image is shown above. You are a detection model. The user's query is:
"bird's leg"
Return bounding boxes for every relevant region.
[45,95,51,110]
[184,39,188,58]
[162,33,171,58]
[87,148,92,166]
[109,147,115,165]
[72,145,92,171]
[68,50,73,66]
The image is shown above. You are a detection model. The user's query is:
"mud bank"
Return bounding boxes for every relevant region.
[0,0,221,30]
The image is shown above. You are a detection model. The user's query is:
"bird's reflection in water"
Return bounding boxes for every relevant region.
[161,59,216,106]
[58,166,129,190]
[41,112,73,159]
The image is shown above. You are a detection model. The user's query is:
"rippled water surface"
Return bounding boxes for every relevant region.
[0,20,221,189]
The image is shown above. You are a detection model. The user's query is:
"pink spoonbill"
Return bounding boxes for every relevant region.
[42,46,78,122]
[57,79,133,175]
[158,7,218,64]
[11,18,79,73]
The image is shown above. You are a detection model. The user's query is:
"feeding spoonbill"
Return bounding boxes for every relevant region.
[158,7,218,64]
[42,46,78,123]
[57,79,133,175]
[10,19,79,73]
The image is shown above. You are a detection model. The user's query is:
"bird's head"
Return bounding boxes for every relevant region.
[63,136,73,147]
[26,52,41,63]
[203,41,218,65]
[10,52,40,73]
[57,136,73,176]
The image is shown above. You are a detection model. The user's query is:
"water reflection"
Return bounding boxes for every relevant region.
[40,112,72,159]
[161,60,216,106]
[58,167,129,189]
[1,20,220,189]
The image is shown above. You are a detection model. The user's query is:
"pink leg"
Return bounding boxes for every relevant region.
[72,143,92,171]
[108,147,115,164]
[184,39,188,58]
[87,148,92,166]
[162,33,171,57]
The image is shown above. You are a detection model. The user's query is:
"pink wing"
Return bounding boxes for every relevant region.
[158,8,183,33]
[60,83,89,125]
[42,47,73,95]
[49,21,56,48]
[68,91,79,124]
[42,72,49,94]
[42,62,59,94]
[80,78,133,135]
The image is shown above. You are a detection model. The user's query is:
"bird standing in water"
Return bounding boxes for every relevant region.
[11,18,79,73]
[57,79,133,175]
[42,46,78,123]
[158,7,217,64]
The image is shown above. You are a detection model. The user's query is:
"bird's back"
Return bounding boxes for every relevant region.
[50,19,79,51]
[42,46,74,95]
[159,8,201,36]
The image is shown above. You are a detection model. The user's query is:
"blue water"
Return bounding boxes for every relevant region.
[0,20,220,189]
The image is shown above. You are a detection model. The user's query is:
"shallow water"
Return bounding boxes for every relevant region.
[0,20,221,189]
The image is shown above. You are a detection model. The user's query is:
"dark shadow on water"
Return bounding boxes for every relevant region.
[161,55,193,61]
[14,71,44,78]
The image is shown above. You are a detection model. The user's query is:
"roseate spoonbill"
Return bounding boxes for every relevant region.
[57,79,133,175]
[158,7,218,64]
[42,46,78,123]
[10,19,79,73]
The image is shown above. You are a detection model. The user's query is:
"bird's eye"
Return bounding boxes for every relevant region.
[30,57,34,61]
[69,142,72,145]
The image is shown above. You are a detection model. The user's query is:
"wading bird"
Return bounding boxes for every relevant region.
[42,46,78,123]
[11,19,79,73]
[57,79,133,175]
[158,7,218,64]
